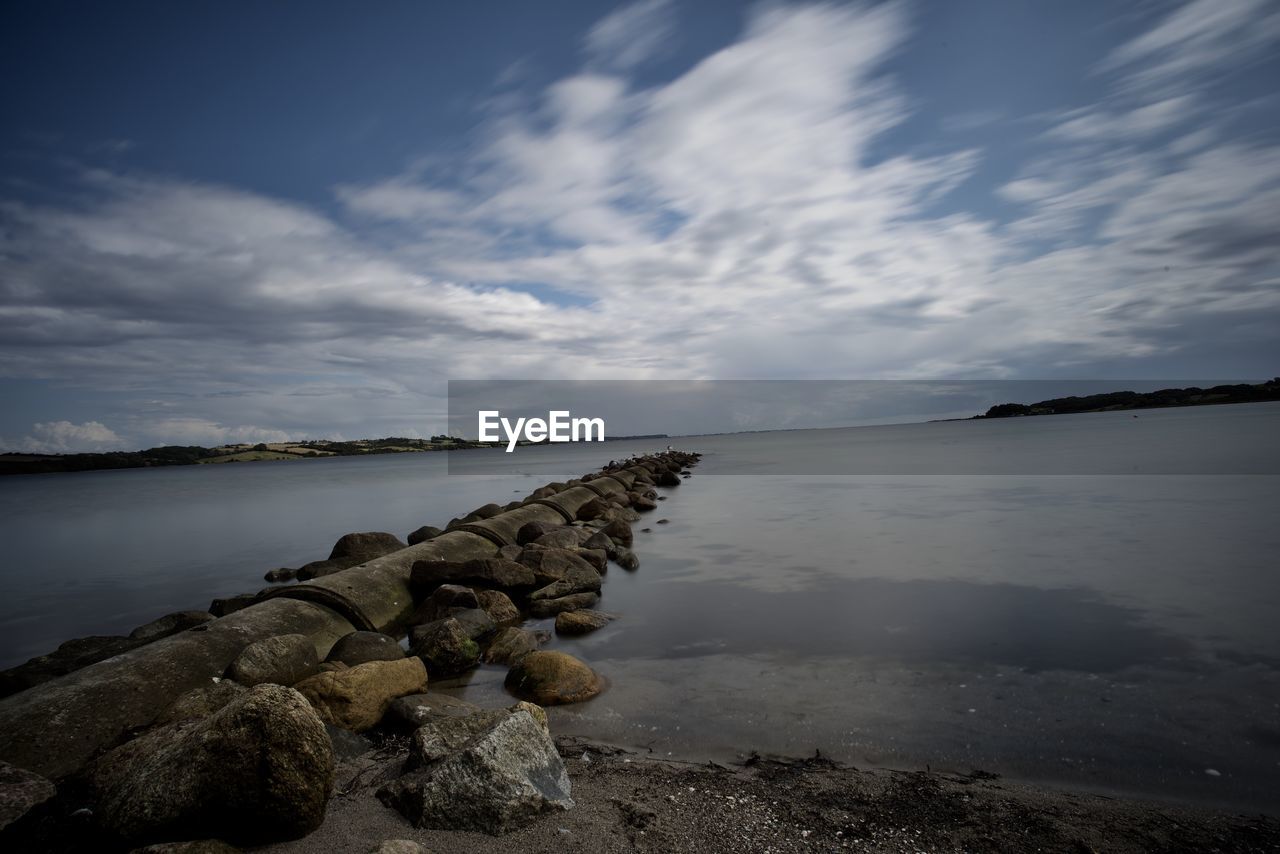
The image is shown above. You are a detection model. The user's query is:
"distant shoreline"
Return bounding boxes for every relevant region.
[972,378,1280,420]
[0,434,670,477]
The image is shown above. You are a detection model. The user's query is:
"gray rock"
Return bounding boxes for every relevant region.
[474,589,520,625]
[555,610,614,636]
[326,631,405,667]
[263,567,297,583]
[370,841,426,854]
[601,519,633,548]
[409,617,481,676]
[582,530,617,558]
[0,759,56,831]
[208,592,259,617]
[386,693,484,730]
[328,531,408,564]
[97,685,333,845]
[530,528,589,550]
[294,559,343,581]
[378,707,572,834]
[517,548,600,588]
[516,520,561,545]
[410,558,536,597]
[615,549,640,571]
[227,634,319,687]
[325,723,375,762]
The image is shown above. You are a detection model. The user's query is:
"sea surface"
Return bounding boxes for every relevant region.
[1,402,1278,812]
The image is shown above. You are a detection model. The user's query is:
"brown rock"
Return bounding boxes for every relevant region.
[293,657,427,732]
[474,589,520,625]
[555,610,614,636]
[504,651,603,705]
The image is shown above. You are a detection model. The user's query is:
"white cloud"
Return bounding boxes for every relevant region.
[6,420,123,453]
[586,0,675,71]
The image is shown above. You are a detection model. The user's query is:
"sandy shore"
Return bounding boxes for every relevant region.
[259,736,1280,854]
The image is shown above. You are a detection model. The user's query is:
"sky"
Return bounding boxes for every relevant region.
[1,0,1278,451]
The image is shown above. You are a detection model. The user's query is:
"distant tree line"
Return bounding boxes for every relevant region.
[978,378,1280,418]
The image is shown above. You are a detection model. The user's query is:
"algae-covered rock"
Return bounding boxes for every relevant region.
[504,651,603,705]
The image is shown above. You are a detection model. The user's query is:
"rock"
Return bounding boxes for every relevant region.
[505,651,604,705]
[470,503,503,520]
[227,634,319,687]
[406,525,443,545]
[483,627,543,664]
[449,607,497,640]
[518,547,599,587]
[516,520,561,545]
[408,618,481,677]
[128,611,214,643]
[474,589,521,625]
[497,544,523,561]
[294,559,343,581]
[328,531,407,564]
[656,518,669,524]
[0,635,139,697]
[129,841,240,854]
[528,592,600,619]
[602,519,633,548]
[631,494,657,512]
[615,549,640,571]
[378,707,572,833]
[294,657,428,732]
[575,497,610,522]
[582,530,618,558]
[528,561,602,601]
[208,592,259,617]
[155,680,247,726]
[410,558,535,597]
[325,723,374,762]
[531,528,589,550]
[0,759,56,831]
[385,692,484,730]
[325,631,404,667]
[263,567,296,583]
[657,470,680,487]
[370,841,425,854]
[97,685,333,845]
[412,583,481,623]
[555,610,614,636]
[576,547,607,573]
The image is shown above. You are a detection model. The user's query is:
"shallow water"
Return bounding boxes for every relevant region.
[2,403,1278,811]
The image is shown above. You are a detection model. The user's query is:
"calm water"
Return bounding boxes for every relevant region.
[2,403,1278,811]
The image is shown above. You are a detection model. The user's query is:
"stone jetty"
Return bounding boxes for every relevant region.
[0,450,700,850]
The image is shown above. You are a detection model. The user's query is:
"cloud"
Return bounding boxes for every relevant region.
[2,2,1278,440]
[5,420,123,453]
[585,0,675,71]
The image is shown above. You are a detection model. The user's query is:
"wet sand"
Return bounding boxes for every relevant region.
[260,736,1280,854]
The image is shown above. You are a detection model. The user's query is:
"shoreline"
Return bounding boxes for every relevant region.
[261,735,1280,853]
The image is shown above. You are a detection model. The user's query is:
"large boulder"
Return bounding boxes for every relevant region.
[96,685,333,845]
[505,651,603,705]
[377,706,572,834]
[227,634,319,687]
[615,549,640,571]
[328,531,407,564]
[527,559,601,601]
[293,559,343,581]
[582,530,618,558]
[325,631,405,667]
[530,528,589,550]
[208,593,259,616]
[575,497,610,522]
[293,657,427,732]
[411,583,480,624]
[528,592,600,619]
[0,759,56,832]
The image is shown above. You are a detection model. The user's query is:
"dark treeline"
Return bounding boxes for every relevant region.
[979,378,1280,419]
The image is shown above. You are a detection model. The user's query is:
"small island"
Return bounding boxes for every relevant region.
[976,378,1280,419]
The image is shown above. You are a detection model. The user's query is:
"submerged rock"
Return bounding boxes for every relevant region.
[227,634,319,687]
[325,631,404,667]
[504,651,603,705]
[294,657,427,732]
[377,706,572,834]
[96,685,333,845]
[555,610,614,636]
